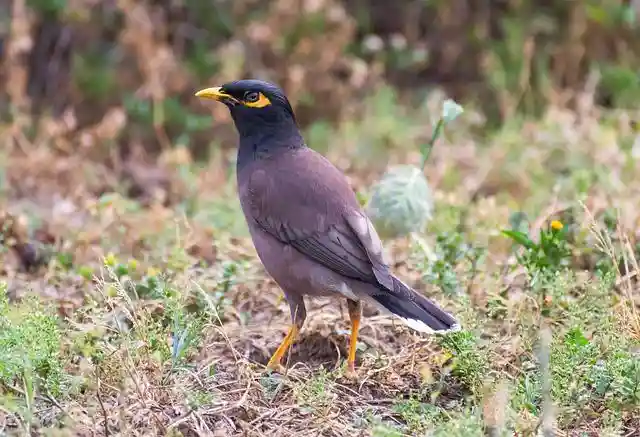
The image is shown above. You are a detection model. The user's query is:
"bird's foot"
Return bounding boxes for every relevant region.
[344,363,358,380]
[265,360,286,375]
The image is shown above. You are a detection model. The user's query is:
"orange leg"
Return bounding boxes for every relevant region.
[266,324,300,371]
[267,297,306,373]
[346,300,362,376]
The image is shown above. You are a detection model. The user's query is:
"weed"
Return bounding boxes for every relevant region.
[427,408,486,437]
[366,96,463,239]
[511,278,640,429]
[371,422,403,437]
[502,219,571,279]
[392,397,444,432]
[0,283,67,432]
[418,230,485,296]
[0,283,64,396]
[437,330,490,394]
[293,368,334,411]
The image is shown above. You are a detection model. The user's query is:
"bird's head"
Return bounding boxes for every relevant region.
[195,79,298,139]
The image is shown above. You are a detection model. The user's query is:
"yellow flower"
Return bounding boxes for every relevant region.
[550,220,563,231]
[104,252,118,267]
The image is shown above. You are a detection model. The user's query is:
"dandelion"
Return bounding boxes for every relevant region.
[550,220,563,231]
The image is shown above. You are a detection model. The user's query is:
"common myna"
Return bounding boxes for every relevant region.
[195,80,460,376]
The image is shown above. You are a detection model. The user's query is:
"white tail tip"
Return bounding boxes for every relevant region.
[398,316,462,334]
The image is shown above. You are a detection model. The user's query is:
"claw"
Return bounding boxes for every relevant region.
[265,361,287,374]
[344,363,358,380]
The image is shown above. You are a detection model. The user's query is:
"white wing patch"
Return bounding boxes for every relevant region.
[347,213,386,260]
[345,212,394,290]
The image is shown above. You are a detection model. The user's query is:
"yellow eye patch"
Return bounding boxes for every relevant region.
[243,92,271,108]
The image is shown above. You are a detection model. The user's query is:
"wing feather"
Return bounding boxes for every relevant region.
[243,149,393,289]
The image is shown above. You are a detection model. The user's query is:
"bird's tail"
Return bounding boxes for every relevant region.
[370,276,460,333]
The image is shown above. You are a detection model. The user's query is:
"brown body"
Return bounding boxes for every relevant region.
[195,79,459,375]
[238,147,387,306]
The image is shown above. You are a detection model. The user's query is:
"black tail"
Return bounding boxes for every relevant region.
[370,276,460,333]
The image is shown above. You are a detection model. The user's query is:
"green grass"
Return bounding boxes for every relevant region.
[0,283,65,433]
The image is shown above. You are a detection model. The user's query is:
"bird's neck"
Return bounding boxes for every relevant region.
[236,126,305,172]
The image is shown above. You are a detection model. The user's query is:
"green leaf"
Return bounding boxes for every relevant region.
[501,229,536,249]
[366,165,433,238]
[565,327,590,349]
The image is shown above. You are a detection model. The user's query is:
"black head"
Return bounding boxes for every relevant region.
[195,79,299,140]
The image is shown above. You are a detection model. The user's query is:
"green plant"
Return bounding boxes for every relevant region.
[184,40,222,81]
[502,218,573,317]
[366,98,464,238]
[599,63,640,109]
[371,423,403,437]
[502,219,571,281]
[513,317,639,427]
[123,95,212,145]
[294,367,333,411]
[168,303,206,371]
[97,263,208,371]
[427,408,486,437]
[72,50,118,102]
[418,230,485,296]
[392,397,444,432]
[438,330,489,393]
[590,350,640,410]
[26,0,66,16]
[338,85,427,167]
[0,282,64,396]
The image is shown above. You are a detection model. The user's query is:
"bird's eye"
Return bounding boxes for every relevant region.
[244,91,259,103]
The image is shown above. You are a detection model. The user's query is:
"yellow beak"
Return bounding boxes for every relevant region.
[194,87,237,103]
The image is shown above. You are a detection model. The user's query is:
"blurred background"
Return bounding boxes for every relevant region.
[1,0,638,235]
[1,0,639,321]
[2,0,639,158]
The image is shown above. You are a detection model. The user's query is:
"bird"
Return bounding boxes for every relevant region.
[195,79,460,376]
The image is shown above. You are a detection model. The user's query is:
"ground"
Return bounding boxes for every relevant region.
[1,99,639,436]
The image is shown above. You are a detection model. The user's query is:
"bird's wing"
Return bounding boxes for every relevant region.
[253,207,394,290]
[242,149,394,290]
